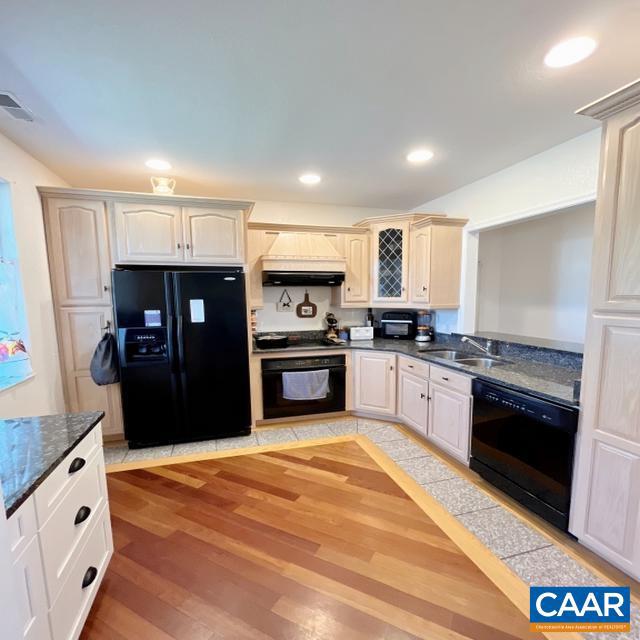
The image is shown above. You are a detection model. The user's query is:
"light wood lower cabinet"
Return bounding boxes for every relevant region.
[428,382,472,462]
[354,352,472,463]
[354,351,396,416]
[398,370,428,436]
[57,307,123,437]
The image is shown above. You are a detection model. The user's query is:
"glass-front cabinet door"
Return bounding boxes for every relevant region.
[372,221,409,302]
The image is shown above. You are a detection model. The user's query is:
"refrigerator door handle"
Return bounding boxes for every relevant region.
[176,314,186,372]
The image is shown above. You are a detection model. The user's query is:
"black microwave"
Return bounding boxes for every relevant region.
[380,312,416,339]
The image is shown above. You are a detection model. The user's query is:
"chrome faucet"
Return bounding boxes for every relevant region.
[461,336,498,356]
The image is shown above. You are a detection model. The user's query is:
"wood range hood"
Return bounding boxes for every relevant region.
[261,232,346,286]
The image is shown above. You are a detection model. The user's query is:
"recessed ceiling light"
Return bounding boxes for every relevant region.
[406,148,434,164]
[299,173,321,185]
[145,158,172,171]
[544,37,597,68]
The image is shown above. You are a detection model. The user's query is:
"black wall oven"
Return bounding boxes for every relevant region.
[262,355,346,419]
[470,379,579,531]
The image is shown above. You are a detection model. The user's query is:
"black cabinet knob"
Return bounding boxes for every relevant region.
[74,505,92,526]
[68,457,86,474]
[81,566,98,589]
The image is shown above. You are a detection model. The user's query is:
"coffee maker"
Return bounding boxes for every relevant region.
[323,312,346,345]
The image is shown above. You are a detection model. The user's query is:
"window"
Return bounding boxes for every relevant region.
[0,182,31,390]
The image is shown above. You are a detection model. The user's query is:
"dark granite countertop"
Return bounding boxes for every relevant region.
[0,411,104,518]
[455,330,584,355]
[253,337,581,408]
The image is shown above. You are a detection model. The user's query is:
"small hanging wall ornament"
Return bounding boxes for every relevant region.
[276,289,293,312]
[296,290,317,318]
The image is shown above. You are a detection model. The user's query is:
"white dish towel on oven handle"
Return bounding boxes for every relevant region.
[282,369,329,400]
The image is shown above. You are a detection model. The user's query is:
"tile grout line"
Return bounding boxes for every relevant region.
[499,543,555,562]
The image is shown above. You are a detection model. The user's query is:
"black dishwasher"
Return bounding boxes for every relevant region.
[470,379,578,531]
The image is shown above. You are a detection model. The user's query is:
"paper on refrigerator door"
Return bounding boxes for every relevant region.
[189,299,205,323]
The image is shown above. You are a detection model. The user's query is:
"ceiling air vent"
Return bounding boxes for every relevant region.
[0,92,34,121]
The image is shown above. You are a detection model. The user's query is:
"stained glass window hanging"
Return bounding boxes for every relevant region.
[377,228,403,298]
[0,183,31,391]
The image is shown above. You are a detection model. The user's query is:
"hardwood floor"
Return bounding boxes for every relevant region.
[83,440,541,639]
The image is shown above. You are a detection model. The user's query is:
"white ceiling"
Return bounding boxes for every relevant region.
[1,0,639,209]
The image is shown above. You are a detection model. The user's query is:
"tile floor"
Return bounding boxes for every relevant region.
[104,416,638,640]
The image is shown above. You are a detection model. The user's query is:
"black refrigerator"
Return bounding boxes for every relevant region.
[112,266,251,448]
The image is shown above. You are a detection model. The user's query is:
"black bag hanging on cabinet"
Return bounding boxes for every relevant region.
[90,328,120,385]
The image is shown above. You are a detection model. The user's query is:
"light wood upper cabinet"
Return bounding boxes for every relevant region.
[354,350,396,416]
[569,81,640,580]
[591,108,640,313]
[352,213,466,309]
[410,226,431,304]
[113,203,183,263]
[44,199,111,306]
[410,218,466,308]
[398,370,428,436]
[183,208,244,264]
[371,221,410,303]
[428,381,471,463]
[342,233,370,305]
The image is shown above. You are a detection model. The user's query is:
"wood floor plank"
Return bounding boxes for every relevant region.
[85,439,542,640]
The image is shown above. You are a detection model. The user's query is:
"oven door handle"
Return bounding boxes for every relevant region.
[262,366,345,376]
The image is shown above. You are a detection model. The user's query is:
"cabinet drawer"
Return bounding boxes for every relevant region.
[429,364,472,394]
[398,355,429,379]
[49,504,112,640]
[34,424,102,527]
[40,451,107,605]
[8,496,38,561]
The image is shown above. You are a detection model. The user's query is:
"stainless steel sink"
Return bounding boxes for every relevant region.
[419,349,469,360]
[455,357,507,369]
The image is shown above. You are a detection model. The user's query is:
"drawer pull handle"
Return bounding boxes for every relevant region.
[74,505,92,526]
[81,566,98,589]
[442,376,449,381]
[408,365,414,368]
[68,457,86,474]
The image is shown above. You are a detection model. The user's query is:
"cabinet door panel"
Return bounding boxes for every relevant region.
[398,371,428,435]
[354,351,396,415]
[58,308,123,437]
[343,234,370,303]
[591,106,640,312]
[114,203,183,262]
[372,223,409,303]
[410,227,431,303]
[45,199,111,306]
[584,442,640,560]
[428,382,471,463]
[12,537,51,640]
[184,208,244,263]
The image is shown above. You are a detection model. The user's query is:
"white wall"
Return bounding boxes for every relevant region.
[256,286,366,333]
[477,203,594,343]
[0,131,68,418]
[413,129,601,334]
